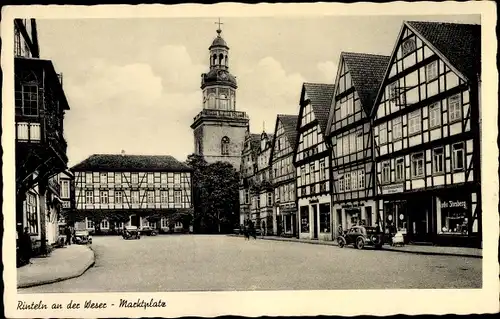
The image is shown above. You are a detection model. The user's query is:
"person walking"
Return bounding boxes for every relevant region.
[65,225,72,245]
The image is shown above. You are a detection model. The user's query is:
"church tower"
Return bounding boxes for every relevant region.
[191,21,249,169]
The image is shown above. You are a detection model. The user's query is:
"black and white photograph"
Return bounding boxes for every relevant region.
[2,2,498,317]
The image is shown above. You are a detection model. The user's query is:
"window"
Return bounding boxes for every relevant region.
[392,117,402,140]
[131,191,139,204]
[86,172,92,184]
[448,94,462,122]
[411,153,424,178]
[408,110,422,135]
[131,173,139,185]
[300,206,309,232]
[85,190,93,204]
[426,61,438,81]
[147,173,154,184]
[351,171,358,190]
[429,103,441,128]
[61,180,70,198]
[161,190,168,203]
[319,160,326,180]
[25,193,38,234]
[100,191,109,204]
[382,161,391,183]
[379,123,387,144]
[21,85,39,116]
[174,190,182,204]
[115,173,122,185]
[100,173,107,184]
[401,38,416,56]
[395,158,405,181]
[147,191,155,203]
[358,170,365,189]
[244,189,249,204]
[319,204,331,233]
[267,192,273,206]
[174,173,181,185]
[346,98,354,116]
[356,132,363,151]
[100,220,109,229]
[160,173,167,185]
[338,175,344,192]
[86,218,94,229]
[433,147,444,174]
[349,133,356,153]
[221,136,230,155]
[310,163,315,183]
[344,172,351,191]
[115,191,123,204]
[161,218,168,228]
[208,94,216,108]
[336,137,343,157]
[452,143,465,171]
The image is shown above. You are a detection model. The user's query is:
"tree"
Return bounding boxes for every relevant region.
[186,154,240,233]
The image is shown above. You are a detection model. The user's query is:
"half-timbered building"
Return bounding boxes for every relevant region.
[269,115,298,237]
[252,132,274,235]
[70,154,193,234]
[239,132,261,225]
[294,83,335,240]
[325,52,390,235]
[372,21,481,247]
[15,18,71,253]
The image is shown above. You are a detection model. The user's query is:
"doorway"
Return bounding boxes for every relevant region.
[131,215,140,228]
[312,205,318,239]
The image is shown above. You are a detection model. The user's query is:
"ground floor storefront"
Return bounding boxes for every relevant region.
[377,185,481,247]
[332,199,377,236]
[274,202,297,237]
[298,195,332,241]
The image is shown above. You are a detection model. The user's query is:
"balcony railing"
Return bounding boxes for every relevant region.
[193,109,249,122]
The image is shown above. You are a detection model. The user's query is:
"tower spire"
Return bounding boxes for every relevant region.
[215,18,224,35]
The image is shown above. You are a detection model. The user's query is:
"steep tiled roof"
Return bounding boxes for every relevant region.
[277,114,299,149]
[342,52,390,114]
[303,83,335,133]
[406,21,481,81]
[71,154,192,172]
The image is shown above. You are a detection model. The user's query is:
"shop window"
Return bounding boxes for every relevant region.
[319,204,331,233]
[429,103,441,128]
[100,220,109,229]
[411,152,424,178]
[300,206,309,233]
[382,161,391,184]
[439,199,468,235]
[448,94,462,123]
[426,61,438,81]
[395,157,405,181]
[433,147,444,174]
[452,143,465,171]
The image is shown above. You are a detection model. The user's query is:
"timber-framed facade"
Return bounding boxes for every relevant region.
[325,52,390,236]
[372,21,481,247]
[70,154,193,234]
[294,83,334,241]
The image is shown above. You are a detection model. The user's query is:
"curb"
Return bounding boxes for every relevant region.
[232,235,482,259]
[17,245,96,289]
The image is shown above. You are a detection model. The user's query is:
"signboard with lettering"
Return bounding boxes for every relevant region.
[381,184,404,195]
[441,200,467,209]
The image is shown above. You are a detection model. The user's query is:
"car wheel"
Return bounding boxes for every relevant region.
[337,237,346,248]
[355,237,365,250]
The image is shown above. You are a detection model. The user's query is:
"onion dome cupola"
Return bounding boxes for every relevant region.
[201,24,237,90]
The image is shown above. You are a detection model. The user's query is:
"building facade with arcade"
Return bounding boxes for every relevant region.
[372,21,481,247]
[70,154,193,234]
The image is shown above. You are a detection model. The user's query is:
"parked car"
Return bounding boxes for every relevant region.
[140,226,158,236]
[74,230,92,245]
[336,226,384,249]
[122,226,141,240]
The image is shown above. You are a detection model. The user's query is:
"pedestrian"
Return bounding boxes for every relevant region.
[249,221,256,240]
[65,225,72,245]
[19,227,32,265]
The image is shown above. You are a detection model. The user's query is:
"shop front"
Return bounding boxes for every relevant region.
[333,200,377,236]
[298,195,332,241]
[276,202,297,237]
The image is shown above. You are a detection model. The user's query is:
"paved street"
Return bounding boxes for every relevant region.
[20,235,481,293]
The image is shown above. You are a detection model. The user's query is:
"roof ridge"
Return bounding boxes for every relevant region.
[405,20,480,27]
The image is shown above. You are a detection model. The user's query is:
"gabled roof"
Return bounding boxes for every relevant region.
[248,133,261,156]
[302,82,335,133]
[406,21,481,81]
[71,154,192,172]
[342,52,391,115]
[278,114,299,150]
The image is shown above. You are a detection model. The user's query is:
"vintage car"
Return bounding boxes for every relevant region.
[336,226,384,249]
[74,230,92,245]
[122,226,141,240]
[140,226,158,236]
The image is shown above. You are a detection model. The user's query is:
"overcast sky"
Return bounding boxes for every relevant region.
[35,14,480,166]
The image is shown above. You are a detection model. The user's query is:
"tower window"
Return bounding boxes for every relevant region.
[219,53,224,65]
[221,136,230,155]
[225,55,228,67]
[208,94,216,108]
[212,54,217,66]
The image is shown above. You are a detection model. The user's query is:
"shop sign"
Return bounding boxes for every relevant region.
[381,184,404,195]
[309,199,319,204]
[341,203,365,209]
[441,200,467,209]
